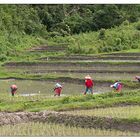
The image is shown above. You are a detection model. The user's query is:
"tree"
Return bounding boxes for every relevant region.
[92,5,124,30]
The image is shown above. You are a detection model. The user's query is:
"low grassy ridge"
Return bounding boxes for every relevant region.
[3,60,140,66]
[0,90,140,112]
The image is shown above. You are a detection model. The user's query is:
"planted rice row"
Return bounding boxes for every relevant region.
[0,122,139,136]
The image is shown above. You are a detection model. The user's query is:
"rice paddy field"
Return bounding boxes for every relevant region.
[0,45,140,136]
[0,122,140,136]
[64,105,140,120]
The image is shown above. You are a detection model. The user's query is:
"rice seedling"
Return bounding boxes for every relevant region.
[65,105,140,120]
[0,122,140,136]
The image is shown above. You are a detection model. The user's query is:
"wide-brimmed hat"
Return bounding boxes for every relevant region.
[11,84,17,89]
[110,85,114,88]
[85,75,91,79]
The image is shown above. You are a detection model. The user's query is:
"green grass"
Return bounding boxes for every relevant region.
[0,90,140,112]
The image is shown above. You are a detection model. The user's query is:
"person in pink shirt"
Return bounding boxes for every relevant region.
[135,76,140,82]
[110,81,122,92]
[10,84,18,96]
[54,83,62,96]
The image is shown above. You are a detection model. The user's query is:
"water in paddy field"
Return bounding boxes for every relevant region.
[0,79,112,96]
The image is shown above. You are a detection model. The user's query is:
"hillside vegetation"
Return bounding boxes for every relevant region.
[0,4,140,62]
[48,21,140,54]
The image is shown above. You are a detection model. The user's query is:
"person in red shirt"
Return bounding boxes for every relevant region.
[84,75,94,95]
[10,84,18,96]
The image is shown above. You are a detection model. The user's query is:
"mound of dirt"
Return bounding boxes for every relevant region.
[0,112,33,125]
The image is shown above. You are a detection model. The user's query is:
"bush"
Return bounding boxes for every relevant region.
[115,38,121,45]
[88,47,98,54]
[135,22,140,30]
[101,46,113,52]
[122,20,129,26]
[98,28,106,39]
[48,31,62,37]
[0,54,7,61]
[131,43,139,49]
[112,45,122,51]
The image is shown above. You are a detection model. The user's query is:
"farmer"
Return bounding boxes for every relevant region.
[110,81,122,92]
[135,76,140,82]
[84,75,94,95]
[54,83,62,96]
[10,84,18,96]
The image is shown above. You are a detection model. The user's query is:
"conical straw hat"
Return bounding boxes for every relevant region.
[85,75,91,79]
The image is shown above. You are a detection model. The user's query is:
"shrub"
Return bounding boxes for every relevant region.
[112,45,122,51]
[131,43,139,49]
[101,46,113,52]
[122,20,129,26]
[0,54,7,61]
[48,31,62,37]
[135,22,140,30]
[98,28,106,39]
[88,47,98,54]
[115,38,121,45]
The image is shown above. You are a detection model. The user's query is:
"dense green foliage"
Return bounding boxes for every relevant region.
[0,5,46,58]
[0,4,140,60]
[34,4,140,35]
[49,21,140,54]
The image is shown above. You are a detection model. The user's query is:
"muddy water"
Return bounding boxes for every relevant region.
[0,79,112,96]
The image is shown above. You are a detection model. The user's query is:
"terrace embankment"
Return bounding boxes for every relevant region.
[1,111,140,132]
[3,61,140,70]
[39,55,140,61]
[104,52,140,56]
[29,45,67,52]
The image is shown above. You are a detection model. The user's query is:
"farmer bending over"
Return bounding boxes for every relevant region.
[135,76,140,82]
[54,83,62,96]
[10,84,18,96]
[84,75,94,95]
[110,81,122,92]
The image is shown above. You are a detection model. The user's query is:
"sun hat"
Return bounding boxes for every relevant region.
[85,75,91,79]
[11,84,17,89]
[55,83,62,88]
[110,85,113,88]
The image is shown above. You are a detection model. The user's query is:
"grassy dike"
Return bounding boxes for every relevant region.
[0,89,140,112]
